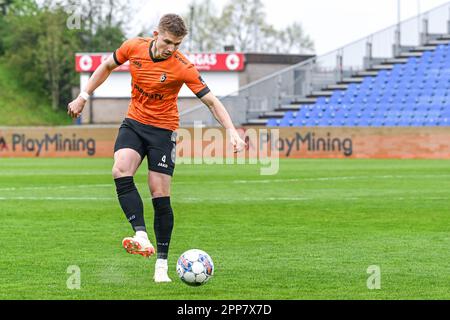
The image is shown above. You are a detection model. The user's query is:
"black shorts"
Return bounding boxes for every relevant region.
[114,118,177,176]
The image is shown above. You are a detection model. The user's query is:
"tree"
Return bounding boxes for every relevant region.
[184,0,314,54]
[36,6,78,110]
[281,22,314,54]
[49,0,136,51]
[0,0,139,111]
[181,0,223,52]
[221,0,268,52]
[0,0,14,15]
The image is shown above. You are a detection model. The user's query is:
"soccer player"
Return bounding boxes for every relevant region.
[68,14,246,282]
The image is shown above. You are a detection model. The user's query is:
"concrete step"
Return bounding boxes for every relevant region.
[398,52,423,58]
[341,77,364,83]
[427,39,450,45]
[276,105,302,111]
[245,119,268,125]
[383,58,409,64]
[411,45,437,52]
[309,91,334,97]
[354,71,379,77]
[370,64,394,70]
[326,84,349,90]
[259,111,285,119]
[289,98,317,104]
[438,34,450,40]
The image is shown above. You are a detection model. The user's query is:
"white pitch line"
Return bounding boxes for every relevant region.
[232,179,300,184]
[0,184,112,191]
[0,171,112,176]
[0,196,311,202]
[0,196,114,201]
[0,196,447,202]
[0,175,448,192]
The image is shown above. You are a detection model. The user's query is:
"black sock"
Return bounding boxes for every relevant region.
[114,176,146,232]
[152,197,174,259]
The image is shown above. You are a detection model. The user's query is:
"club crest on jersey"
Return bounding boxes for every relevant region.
[160,73,167,82]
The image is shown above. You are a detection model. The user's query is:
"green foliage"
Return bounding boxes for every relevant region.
[0,0,128,119]
[82,25,126,52]
[0,62,72,125]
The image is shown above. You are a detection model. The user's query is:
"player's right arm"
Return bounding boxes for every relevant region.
[67,55,119,118]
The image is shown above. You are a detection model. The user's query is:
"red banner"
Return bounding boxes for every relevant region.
[75,53,245,72]
[185,53,245,71]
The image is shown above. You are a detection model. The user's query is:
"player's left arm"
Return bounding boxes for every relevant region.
[200,92,246,153]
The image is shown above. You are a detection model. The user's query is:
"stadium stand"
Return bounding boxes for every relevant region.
[180,3,450,128]
[265,43,450,127]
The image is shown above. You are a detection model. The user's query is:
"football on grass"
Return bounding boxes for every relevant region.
[176,249,214,286]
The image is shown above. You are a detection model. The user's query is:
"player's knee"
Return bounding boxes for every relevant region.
[151,190,170,198]
[112,163,132,178]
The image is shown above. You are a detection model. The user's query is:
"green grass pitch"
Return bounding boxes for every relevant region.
[0,158,449,299]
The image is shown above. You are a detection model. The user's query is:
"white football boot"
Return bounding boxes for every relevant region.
[122,233,155,258]
[154,259,172,283]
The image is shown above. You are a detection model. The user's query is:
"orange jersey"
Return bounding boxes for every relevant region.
[113,37,210,131]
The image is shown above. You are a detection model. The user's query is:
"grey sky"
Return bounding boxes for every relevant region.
[133,0,450,55]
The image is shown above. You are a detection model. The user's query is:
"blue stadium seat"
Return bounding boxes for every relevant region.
[282,111,295,120]
[269,45,450,127]
[279,118,292,127]
[266,118,280,127]
[437,118,450,126]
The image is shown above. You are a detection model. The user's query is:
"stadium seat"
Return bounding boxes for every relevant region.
[266,118,280,127]
[272,44,450,127]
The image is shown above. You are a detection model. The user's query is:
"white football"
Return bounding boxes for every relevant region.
[176,249,214,286]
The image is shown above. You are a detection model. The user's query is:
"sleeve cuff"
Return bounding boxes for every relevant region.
[196,87,211,99]
[113,51,123,65]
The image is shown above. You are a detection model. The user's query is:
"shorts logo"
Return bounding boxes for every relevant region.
[158,162,168,168]
[158,155,168,168]
[160,73,167,82]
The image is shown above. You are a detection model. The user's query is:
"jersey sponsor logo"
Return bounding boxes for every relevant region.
[160,73,167,82]
[133,84,164,100]
[132,60,142,69]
